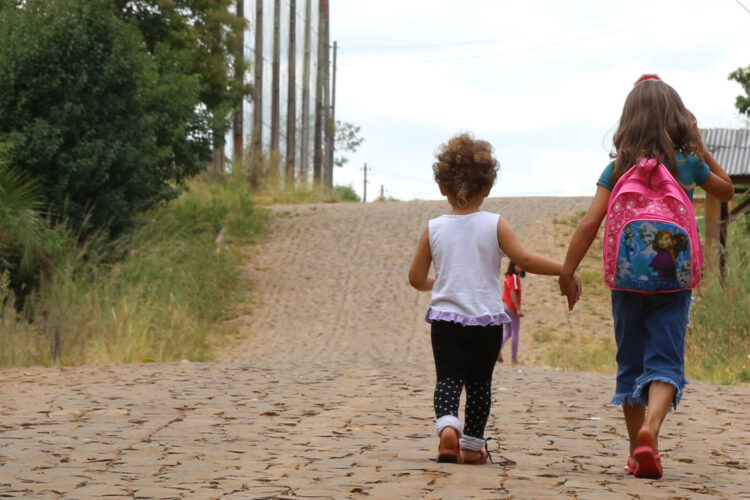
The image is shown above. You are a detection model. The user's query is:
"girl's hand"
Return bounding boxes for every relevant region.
[559,273,581,311]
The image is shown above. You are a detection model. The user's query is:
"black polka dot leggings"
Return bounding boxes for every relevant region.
[431,320,503,451]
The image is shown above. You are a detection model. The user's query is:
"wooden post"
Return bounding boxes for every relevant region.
[285,0,297,184]
[719,200,729,282]
[704,195,721,270]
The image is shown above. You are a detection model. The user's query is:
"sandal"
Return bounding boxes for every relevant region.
[633,446,662,479]
[633,427,663,479]
[624,455,637,474]
[437,427,461,463]
[461,437,496,465]
[462,448,489,465]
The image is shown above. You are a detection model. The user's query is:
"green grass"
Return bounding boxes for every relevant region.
[0,174,269,367]
[686,220,750,384]
[545,337,616,373]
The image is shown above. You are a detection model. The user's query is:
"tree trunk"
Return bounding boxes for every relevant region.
[325,41,336,188]
[251,0,263,154]
[313,0,327,183]
[270,0,281,154]
[285,0,297,185]
[299,0,312,184]
[320,0,330,187]
[233,0,245,165]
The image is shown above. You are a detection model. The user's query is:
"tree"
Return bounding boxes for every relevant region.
[0,0,208,237]
[334,121,364,168]
[115,0,250,172]
[729,66,750,118]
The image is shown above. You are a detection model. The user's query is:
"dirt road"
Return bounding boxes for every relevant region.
[1,198,748,499]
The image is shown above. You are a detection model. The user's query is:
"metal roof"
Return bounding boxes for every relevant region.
[699,128,750,178]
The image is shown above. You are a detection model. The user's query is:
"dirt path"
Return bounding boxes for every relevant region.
[1,198,749,499]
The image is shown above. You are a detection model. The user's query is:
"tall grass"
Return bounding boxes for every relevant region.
[0,174,268,367]
[686,220,750,384]
[543,206,750,385]
[233,153,361,205]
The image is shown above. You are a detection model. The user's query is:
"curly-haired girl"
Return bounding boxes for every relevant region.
[409,132,579,465]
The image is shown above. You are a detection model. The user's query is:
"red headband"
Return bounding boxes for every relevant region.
[634,74,661,85]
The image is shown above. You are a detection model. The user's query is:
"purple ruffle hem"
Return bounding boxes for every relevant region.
[425,308,511,327]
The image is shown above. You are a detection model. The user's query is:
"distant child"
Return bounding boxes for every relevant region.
[498,261,525,365]
[409,133,579,465]
[558,78,734,479]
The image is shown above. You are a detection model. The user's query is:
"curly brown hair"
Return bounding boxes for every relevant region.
[432,133,499,207]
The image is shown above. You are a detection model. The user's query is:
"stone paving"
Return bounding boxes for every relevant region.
[1,362,749,498]
[1,199,748,498]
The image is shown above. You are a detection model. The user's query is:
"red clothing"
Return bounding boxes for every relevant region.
[502,274,522,313]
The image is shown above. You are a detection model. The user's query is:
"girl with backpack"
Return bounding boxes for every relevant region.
[558,78,734,479]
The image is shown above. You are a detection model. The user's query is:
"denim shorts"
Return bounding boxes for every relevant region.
[610,290,692,409]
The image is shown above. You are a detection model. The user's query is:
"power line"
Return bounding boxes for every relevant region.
[339,20,626,51]
[413,27,633,64]
[736,0,750,14]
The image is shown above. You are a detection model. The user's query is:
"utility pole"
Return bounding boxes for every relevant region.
[313,0,328,183]
[363,163,368,203]
[232,0,245,165]
[321,6,331,187]
[299,0,312,185]
[285,0,297,184]
[325,40,337,188]
[251,0,263,153]
[380,184,384,200]
[270,0,281,154]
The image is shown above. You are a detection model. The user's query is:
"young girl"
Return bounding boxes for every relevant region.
[498,261,525,365]
[409,133,578,465]
[558,79,734,479]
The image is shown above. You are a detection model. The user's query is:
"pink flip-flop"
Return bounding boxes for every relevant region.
[624,455,637,474]
[632,446,663,479]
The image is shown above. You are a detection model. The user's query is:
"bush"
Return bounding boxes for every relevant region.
[0,0,208,239]
[0,175,268,367]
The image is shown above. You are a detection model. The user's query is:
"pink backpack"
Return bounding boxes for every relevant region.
[602,157,703,293]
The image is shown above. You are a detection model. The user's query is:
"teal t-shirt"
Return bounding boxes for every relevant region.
[597,153,710,200]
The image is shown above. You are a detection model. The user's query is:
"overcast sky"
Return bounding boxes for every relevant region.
[329,0,750,201]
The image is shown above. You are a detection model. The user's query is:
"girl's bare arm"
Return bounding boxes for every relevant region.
[408,227,435,291]
[496,218,562,276]
[559,186,609,309]
[700,150,734,202]
[695,122,734,202]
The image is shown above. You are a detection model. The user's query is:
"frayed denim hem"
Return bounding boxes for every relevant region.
[610,393,640,407]
[633,376,687,410]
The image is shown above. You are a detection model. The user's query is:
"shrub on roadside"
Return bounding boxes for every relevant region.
[0,176,268,367]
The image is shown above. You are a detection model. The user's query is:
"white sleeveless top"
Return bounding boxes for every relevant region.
[426,211,510,326]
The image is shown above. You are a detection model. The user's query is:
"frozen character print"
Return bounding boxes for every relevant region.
[649,230,677,282]
[631,222,657,279]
